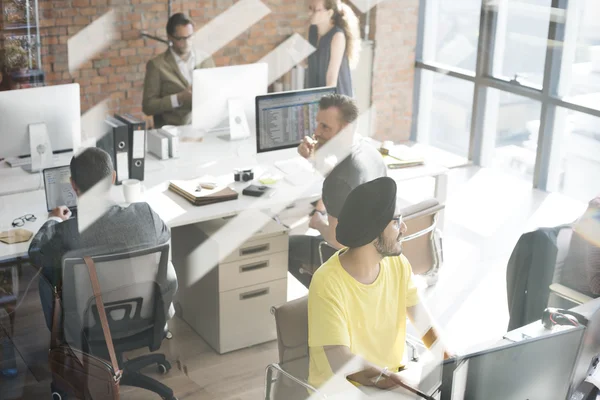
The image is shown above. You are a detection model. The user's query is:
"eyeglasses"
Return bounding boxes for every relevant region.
[392,215,404,241]
[12,214,36,228]
[171,34,193,42]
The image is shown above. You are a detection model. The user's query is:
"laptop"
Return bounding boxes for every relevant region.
[43,165,78,218]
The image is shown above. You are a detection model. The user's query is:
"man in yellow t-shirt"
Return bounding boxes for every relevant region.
[308,177,448,391]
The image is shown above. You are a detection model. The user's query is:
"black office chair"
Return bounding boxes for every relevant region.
[55,243,177,400]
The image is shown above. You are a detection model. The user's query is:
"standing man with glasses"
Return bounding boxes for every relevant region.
[142,13,215,128]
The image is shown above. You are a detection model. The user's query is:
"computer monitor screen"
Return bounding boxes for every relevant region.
[192,63,268,132]
[255,87,336,153]
[43,166,77,212]
[0,83,81,158]
[442,326,585,400]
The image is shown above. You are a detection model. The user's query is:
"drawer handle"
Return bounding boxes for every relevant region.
[240,243,269,256]
[240,261,269,273]
[239,288,270,301]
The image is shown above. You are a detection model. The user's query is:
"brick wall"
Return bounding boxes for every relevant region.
[370,0,419,142]
[34,0,415,137]
[38,0,311,127]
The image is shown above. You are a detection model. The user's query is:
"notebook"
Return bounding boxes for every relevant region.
[169,177,238,206]
[381,145,425,169]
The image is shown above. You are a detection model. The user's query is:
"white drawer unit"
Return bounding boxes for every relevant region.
[171,217,289,354]
[218,251,287,293]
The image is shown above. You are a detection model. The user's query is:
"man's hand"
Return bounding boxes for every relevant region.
[298,136,317,159]
[49,206,71,221]
[177,87,192,105]
[309,209,327,230]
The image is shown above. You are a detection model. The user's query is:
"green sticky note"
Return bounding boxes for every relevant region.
[259,177,278,185]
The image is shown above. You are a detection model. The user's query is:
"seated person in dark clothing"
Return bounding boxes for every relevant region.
[28,147,177,329]
[288,94,387,288]
[562,196,600,297]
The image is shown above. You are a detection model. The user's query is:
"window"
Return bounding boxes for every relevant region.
[417,70,474,157]
[553,108,600,202]
[413,0,600,199]
[422,0,482,72]
[488,89,541,181]
[491,0,552,88]
[559,0,600,110]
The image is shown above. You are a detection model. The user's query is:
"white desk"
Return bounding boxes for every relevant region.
[0,132,448,262]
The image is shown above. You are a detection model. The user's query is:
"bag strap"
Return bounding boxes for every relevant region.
[50,286,61,349]
[83,256,122,380]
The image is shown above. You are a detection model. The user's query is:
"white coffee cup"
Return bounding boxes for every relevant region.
[122,179,142,203]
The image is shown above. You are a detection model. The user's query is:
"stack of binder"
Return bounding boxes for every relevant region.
[98,117,130,184]
[169,178,238,206]
[115,113,147,181]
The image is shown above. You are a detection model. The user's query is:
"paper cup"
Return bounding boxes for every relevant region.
[122,179,142,203]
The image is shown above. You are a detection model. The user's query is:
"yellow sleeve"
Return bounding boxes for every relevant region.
[308,276,350,348]
[401,255,420,307]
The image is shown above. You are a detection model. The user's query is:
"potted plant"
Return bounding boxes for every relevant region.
[3,0,35,25]
[3,41,29,73]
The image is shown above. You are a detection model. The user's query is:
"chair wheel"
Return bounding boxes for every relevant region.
[158,361,172,375]
[51,382,66,400]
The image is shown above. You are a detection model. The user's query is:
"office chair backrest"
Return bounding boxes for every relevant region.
[271,296,310,400]
[273,296,309,364]
[61,244,170,350]
[400,199,444,275]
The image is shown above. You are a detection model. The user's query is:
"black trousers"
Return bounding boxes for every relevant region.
[288,235,336,288]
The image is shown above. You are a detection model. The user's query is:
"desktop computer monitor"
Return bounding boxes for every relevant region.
[0,83,81,159]
[255,86,336,154]
[440,326,586,400]
[192,63,268,138]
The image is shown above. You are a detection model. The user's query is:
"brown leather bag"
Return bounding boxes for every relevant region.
[49,256,122,399]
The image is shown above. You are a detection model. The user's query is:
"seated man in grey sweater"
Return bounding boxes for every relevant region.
[29,147,177,329]
[289,94,387,287]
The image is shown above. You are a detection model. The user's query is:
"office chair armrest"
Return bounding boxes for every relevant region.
[549,283,593,305]
[401,199,444,222]
[265,363,325,399]
[401,218,437,243]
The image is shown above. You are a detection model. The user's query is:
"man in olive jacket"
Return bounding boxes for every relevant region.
[142,13,215,128]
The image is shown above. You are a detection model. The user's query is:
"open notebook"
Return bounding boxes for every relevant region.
[169,177,238,206]
[381,145,425,169]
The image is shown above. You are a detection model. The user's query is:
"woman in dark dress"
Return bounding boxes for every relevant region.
[306,0,360,97]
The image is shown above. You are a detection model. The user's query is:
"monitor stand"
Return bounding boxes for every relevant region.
[22,123,54,173]
[216,97,251,141]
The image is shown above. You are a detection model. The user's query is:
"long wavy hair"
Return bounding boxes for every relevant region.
[323,0,361,69]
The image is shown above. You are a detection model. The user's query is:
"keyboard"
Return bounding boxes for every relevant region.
[5,155,60,168]
[274,158,313,175]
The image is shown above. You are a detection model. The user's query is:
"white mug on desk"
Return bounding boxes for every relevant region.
[122,179,142,203]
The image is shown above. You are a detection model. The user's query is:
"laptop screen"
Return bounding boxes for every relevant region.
[43,166,77,212]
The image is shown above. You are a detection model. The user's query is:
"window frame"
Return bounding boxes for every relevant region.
[412,0,600,191]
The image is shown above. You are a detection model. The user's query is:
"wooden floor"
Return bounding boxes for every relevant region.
[0,165,589,399]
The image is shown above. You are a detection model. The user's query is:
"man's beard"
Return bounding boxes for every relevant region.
[374,234,402,257]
